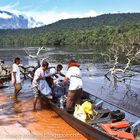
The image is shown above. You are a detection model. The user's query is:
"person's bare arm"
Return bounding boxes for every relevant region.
[13,72,16,85]
[37,77,46,80]
[63,77,69,85]
[60,72,65,77]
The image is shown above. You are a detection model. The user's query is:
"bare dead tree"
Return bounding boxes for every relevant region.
[22,46,47,79]
[24,46,46,59]
[104,45,140,82]
[24,46,47,67]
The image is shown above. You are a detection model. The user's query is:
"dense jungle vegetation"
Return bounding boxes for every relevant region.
[0,13,140,48]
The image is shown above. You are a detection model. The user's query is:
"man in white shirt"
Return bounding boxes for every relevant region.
[11,57,22,100]
[32,60,52,111]
[64,59,83,112]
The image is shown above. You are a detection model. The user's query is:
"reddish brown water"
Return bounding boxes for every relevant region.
[0,81,87,140]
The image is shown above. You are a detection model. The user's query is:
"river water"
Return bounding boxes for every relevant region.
[0,46,140,120]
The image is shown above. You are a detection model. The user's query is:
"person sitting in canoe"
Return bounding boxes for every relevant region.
[46,64,65,89]
[63,59,83,113]
[32,60,52,111]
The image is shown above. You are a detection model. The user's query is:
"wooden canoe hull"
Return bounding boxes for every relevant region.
[48,91,119,140]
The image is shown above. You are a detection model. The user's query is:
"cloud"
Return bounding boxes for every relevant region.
[0,3,102,25]
[84,10,102,17]
[24,10,102,25]
[0,12,12,19]
[0,2,20,16]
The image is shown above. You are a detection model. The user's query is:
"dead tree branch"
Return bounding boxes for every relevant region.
[104,45,140,82]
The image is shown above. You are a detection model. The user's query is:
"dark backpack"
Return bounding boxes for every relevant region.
[110,110,125,121]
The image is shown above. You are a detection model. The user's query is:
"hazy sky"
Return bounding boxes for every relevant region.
[0,0,140,25]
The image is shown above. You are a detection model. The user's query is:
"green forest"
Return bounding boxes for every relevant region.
[0,13,140,48]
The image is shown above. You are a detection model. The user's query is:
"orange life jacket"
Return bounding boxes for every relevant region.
[68,63,80,68]
[101,121,134,140]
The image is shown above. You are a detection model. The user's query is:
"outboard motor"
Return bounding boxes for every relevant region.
[52,80,68,108]
[53,80,65,98]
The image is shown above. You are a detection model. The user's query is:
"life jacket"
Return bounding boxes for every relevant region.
[68,63,80,68]
[101,121,134,140]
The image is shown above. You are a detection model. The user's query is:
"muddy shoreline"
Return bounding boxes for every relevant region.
[0,79,87,140]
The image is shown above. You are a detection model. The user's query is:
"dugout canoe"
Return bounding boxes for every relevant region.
[48,90,136,140]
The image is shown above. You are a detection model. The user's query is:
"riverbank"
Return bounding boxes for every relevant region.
[0,79,87,140]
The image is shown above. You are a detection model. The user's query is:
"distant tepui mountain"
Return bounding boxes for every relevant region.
[0,10,44,29]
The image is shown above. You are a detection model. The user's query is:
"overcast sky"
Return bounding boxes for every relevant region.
[0,0,140,25]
